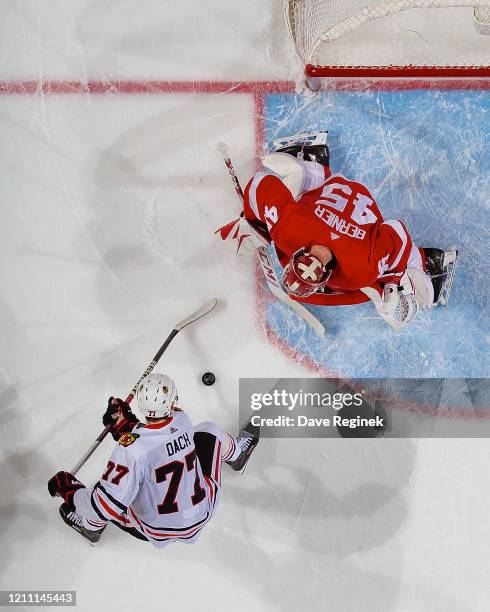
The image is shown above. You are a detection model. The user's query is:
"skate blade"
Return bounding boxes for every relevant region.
[62,517,100,547]
[69,523,100,546]
[271,130,328,152]
[240,453,254,476]
[438,250,458,306]
[238,438,260,475]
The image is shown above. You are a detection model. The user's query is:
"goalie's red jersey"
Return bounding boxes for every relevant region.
[243,169,416,298]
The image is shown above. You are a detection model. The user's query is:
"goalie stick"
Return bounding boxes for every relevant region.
[217,142,325,337]
[70,298,218,475]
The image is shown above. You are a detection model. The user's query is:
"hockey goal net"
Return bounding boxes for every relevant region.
[284,0,490,81]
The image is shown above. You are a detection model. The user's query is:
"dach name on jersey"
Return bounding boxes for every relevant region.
[166,432,192,456]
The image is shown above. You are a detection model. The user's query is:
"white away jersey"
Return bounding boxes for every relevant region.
[75,410,220,547]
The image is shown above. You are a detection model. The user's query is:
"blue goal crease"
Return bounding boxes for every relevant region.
[262,89,490,378]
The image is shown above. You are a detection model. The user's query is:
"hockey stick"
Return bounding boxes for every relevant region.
[217,142,325,336]
[70,298,218,475]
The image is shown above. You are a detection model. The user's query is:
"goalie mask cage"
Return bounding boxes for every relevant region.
[284,0,490,85]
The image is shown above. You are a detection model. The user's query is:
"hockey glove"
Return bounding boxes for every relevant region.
[48,471,85,510]
[103,397,139,441]
[361,282,419,331]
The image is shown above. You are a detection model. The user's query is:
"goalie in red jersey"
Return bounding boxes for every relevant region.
[218,131,457,331]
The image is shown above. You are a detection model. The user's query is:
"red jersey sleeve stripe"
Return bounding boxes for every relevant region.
[96,492,130,524]
[214,440,222,483]
[247,171,269,221]
[382,220,412,272]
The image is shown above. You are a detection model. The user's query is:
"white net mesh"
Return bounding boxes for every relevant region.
[474,4,490,19]
[285,0,490,70]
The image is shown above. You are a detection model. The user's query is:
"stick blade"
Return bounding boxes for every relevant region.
[268,284,325,337]
[174,298,218,331]
[217,142,229,158]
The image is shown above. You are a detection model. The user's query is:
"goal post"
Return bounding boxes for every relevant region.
[284,0,490,87]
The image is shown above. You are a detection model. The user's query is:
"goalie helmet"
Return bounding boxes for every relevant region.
[282,248,333,298]
[137,373,177,419]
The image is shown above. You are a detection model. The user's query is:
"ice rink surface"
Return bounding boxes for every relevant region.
[1,2,489,611]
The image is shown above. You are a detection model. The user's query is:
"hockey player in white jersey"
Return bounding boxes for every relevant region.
[48,373,259,547]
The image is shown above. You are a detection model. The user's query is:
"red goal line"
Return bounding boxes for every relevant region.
[0,77,489,98]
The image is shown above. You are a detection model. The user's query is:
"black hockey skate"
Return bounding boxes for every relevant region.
[422,248,458,306]
[225,418,260,472]
[271,131,330,166]
[277,144,330,166]
[59,503,106,546]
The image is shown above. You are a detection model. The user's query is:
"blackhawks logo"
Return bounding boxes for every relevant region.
[119,432,140,447]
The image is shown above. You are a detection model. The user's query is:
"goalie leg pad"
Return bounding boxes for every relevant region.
[261,152,305,199]
[405,268,434,309]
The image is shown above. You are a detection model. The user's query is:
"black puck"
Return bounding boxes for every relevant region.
[202,372,216,386]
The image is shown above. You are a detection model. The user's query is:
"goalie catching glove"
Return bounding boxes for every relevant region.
[282,248,333,298]
[362,273,419,331]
